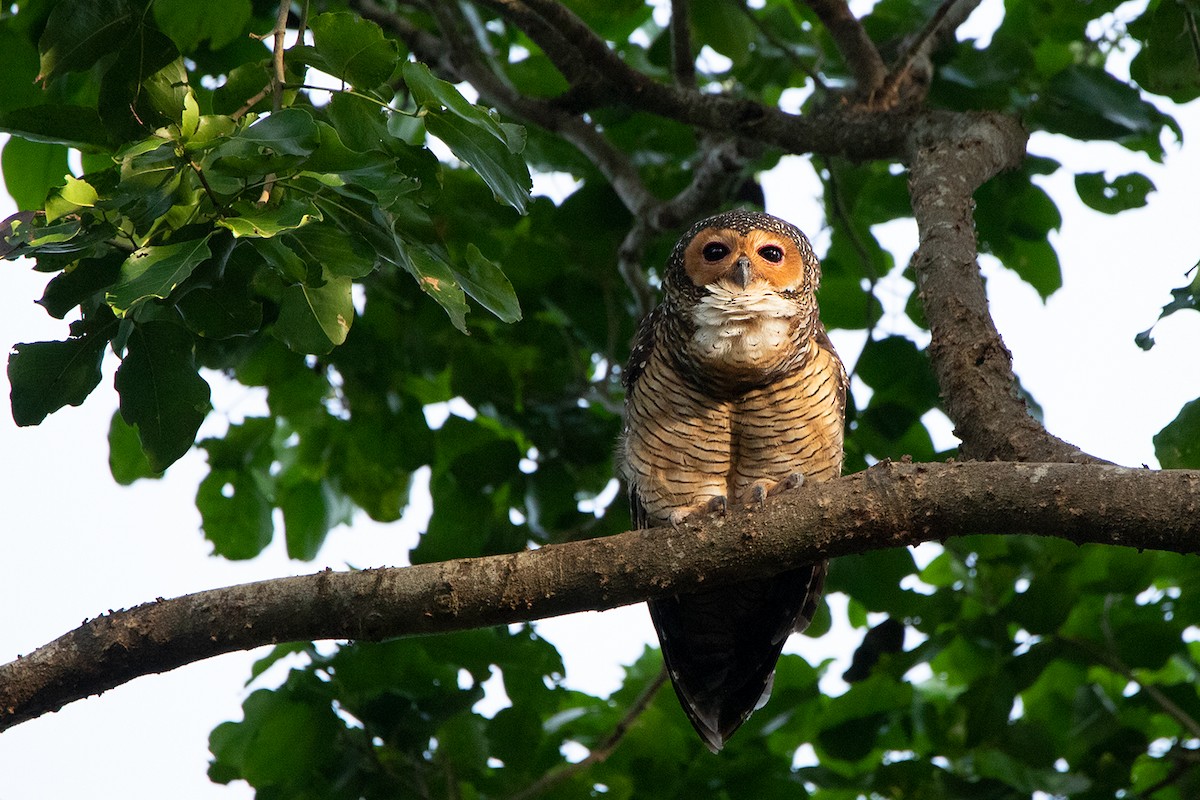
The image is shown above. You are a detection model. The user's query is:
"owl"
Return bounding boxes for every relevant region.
[618,209,847,751]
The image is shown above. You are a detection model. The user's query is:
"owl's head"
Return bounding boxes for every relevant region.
[664,210,820,299]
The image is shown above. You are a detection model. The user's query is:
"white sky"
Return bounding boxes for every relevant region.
[3,9,1200,798]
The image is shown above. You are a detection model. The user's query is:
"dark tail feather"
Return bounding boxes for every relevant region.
[649,562,827,751]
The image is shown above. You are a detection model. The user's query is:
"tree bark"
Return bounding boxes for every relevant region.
[4,461,1199,731]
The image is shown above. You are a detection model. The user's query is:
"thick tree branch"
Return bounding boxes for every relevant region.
[905,114,1101,463]
[468,0,914,159]
[5,462,1200,731]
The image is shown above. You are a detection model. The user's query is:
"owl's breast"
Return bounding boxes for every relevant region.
[686,284,805,376]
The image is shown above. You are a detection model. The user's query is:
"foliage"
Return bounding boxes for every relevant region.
[2,0,1199,798]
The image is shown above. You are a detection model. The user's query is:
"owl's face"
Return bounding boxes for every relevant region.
[681,226,809,293]
[662,211,822,383]
[664,210,820,301]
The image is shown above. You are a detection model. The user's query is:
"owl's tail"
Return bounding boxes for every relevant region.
[648,561,827,751]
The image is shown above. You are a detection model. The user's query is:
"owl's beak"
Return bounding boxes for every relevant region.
[732,256,753,288]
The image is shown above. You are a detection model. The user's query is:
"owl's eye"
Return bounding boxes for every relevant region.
[702,242,730,262]
[758,245,784,263]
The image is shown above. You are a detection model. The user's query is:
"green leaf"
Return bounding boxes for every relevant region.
[8,335,108,426]
[212,62,272,117]
[209,108,320,175]
[237,108,320,155]
[309,12,398,89]
[38,254,124,319]
[1031,66,1174,155]
[402,61,531,212]
[423,111,531,214]
[1,137,69,211]
[1137,267,1200,350]
[177,284,264,340]
[153,0,252,52]
[402,244,469,333]
[247,643,311,683]
[279,479,346,560]
[274,273,354,354]
[107,236,214,315]
[451,245,522,323]
[1129,0,1200,103]
[197,468,274,559]
[975,162,1063,299]
[690,0,756,68]
[115,321,211,471]
[37,0,135,83]
[855,336,940,414]
[1154,398,1200,469]
[1074,171,1156,214]
[97,25,182,139]
[285,223,377,279]
[108,410,161,484]
[403,61,510,143]
[217,199,321,238]
[59,176,99,208]
[0,105,113,151]
[560,0,653,40]
[0,27,43,114]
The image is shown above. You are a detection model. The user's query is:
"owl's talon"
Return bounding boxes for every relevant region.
[668,495,727,527]
[740,473,806,510]
[747,483,769,510]
[705,495,728,516]
[769,472,805,496]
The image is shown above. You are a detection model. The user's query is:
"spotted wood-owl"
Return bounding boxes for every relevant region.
[618,209,847,751]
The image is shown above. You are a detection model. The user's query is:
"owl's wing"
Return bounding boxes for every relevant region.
[649,562,827,752]
[622,304,661,395]
[623,306,661,531]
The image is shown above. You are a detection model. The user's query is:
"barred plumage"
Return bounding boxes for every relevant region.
[618,210,847,751]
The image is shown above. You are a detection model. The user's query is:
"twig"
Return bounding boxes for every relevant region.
[819,155,880,377]
[618,135,759,318]
[1136,747,1200,799]
[231,83,271,121]
[507,667,668,800]
[741,3,828,94]
[801,0,886,94]
[880,0,981,104]
[258,0,294,205]
[1098,596,1200,740]
[669,0,696,89]
[270,1,290,111]
[187,160,225,212]
[618,222,658,321]
[479,0,596,88]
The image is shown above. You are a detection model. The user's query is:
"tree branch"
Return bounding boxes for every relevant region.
[802,0,887,94]
[905,113,1101,463]
[470,0,914,159]
[669,0,696,89]
[5,461,1200,731]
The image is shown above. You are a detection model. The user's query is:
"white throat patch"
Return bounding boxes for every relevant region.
[689,283,799,368]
